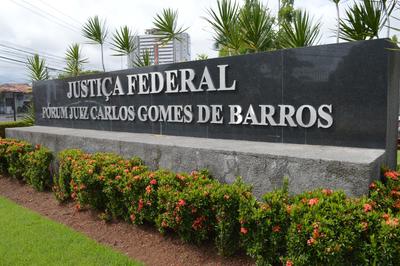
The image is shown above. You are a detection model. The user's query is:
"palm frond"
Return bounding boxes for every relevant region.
[204,0,243,55]
[82,16,108,44]
[134,49,152,67]
[64,43,88,77]
[26,54,48,81]
[153,8,188,45]
[111,26,136,56]
[280,9,321,48]
[239,0,275,52]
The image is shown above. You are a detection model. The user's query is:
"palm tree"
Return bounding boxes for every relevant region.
[331,0,341,43]
[82,16,108,71]
[152,8,188,64]
[205,0,275,55]
[26,54,48,81]
[111,25,136,66]
[205,0,242,55]
[196,54,209,60]
[65,43,88,77]
[339,0,391,41]
[280,9,321,48]
[238,0,275,52]
[133,49,152,67]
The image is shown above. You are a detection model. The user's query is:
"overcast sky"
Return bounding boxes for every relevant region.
[0,0,398,83]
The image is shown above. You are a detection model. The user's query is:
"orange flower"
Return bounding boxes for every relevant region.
[386,217,399,227]
[272,225,281,233]
[145,185,152,194]
[385,171,399,181]
[286,204,292,214]
[176,174,186,181]
[115,175,121,180]
[363,203,373,213]
[322,189,333,196]
[394,200,400,209]
[240,227,248,235]
[382,213,390,221]
[223,194,230,200]
[132,166,140,171]
[312,228,320,239]
[124,169,129,174]
[308,198,319,206]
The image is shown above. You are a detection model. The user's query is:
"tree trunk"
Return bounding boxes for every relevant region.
[336,3,340,43]
[100,43,105,72]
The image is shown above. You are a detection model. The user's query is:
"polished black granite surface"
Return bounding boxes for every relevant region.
[33,39,399,151]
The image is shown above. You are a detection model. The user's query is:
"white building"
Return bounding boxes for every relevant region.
[128,28,191,67]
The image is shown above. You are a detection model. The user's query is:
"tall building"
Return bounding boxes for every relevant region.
[128,29,191,67]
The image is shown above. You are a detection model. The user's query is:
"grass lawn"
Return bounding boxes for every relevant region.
[0,196,142,266]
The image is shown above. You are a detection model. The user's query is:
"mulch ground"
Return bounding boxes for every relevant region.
[0,177,254,266]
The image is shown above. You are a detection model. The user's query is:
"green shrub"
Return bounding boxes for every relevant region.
[0,120,32,138]
[102,157,148,220]
[239,181,291,265]
[5,140,33,180]
[369,170,400,215]
[0,138,20,174]
[54,149,84,202]
[156,170,219,244]
[211,178,252,256]
[23,144,53,191]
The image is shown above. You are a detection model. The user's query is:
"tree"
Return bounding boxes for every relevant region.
[26,54,48,81]
[331,0,341,43]
[64,43,88,77]
[82,16,108,71]
[339,0,393,41]
[111,25,136,66]
[152,8,188,64]
[205,0,275,55]
[280,9,321,48]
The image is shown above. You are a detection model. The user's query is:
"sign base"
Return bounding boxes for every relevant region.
[6,126,386,197]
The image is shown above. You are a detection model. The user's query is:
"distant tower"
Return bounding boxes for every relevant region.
[128,28,191,67]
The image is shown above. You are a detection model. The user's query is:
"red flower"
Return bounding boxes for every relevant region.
[35,144,41,150]
[272,225,281,233]
[312,228,320,239]
[369,182,376,190]
[363,203,373,213]
[124,169,129,174]
[240,227,248,235]
[176,174,186,181]
[177,199,186,207]
[386,217,399,227]
[322,189,333,196]
[130,213,136,222]
[161,220,168,228]
[308,198,319,206]
[286,260,293,266]
[132,166,140,171]
[307,237,316,246]
[115,175,121,180]
[394,200,400,209]
[137,199,144,212]
[75,204,81,211]
[150,179,157,185]
[385,171,399,181]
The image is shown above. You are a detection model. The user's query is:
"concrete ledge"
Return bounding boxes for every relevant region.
[6,126,386,197]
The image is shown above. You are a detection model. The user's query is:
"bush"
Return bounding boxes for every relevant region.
[1,139,400,264]
[23,144,53,191]
[239,180,291,265]
[54,149,84,202]
[5,140,33,180]
[211,178,252,256]
[0,120,32,138]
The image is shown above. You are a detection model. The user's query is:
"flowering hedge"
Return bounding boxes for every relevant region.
[0,138,52,191]
[1,138,400,265]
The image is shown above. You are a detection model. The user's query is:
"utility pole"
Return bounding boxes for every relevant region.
[13,92,17,121]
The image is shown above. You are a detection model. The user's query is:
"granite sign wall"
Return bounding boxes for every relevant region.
[33,39,399,165]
